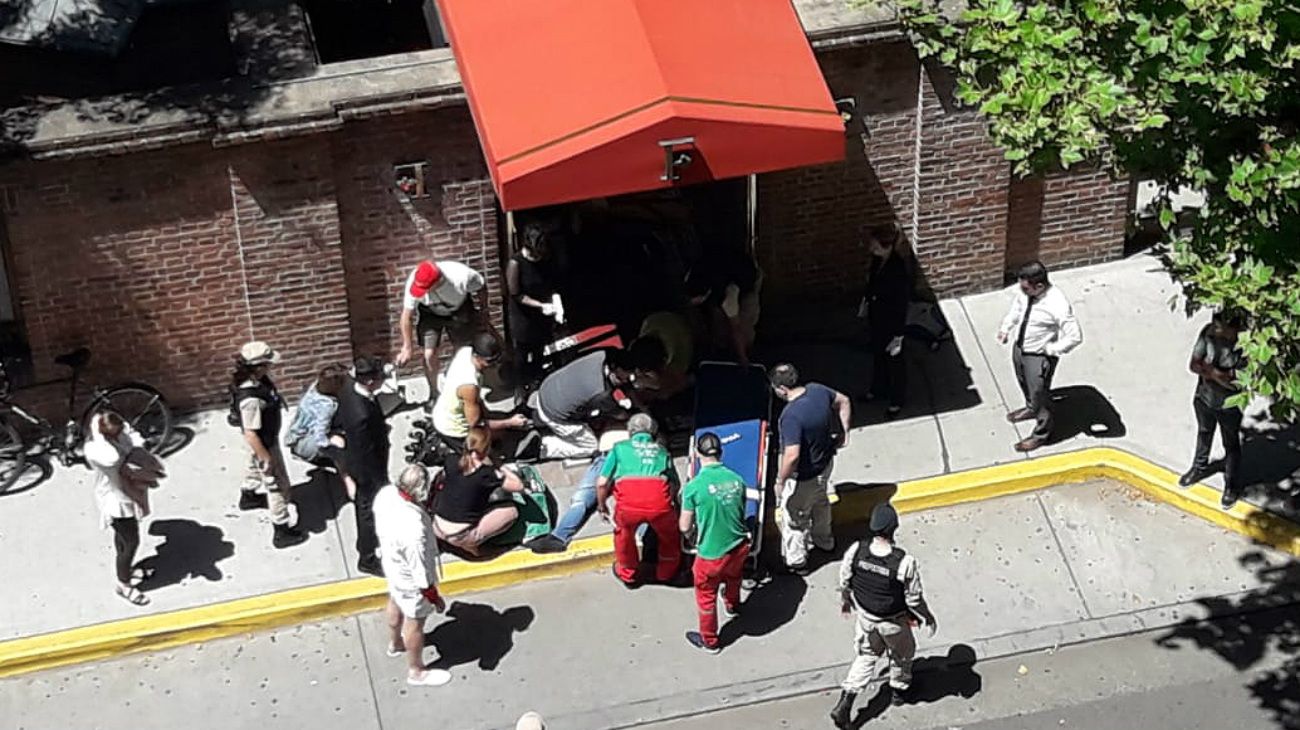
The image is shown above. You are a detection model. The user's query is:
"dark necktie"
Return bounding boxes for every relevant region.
[1016,295,1036,347]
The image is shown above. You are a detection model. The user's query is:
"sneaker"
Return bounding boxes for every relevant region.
[238,491,268,511]
[527,535,568,554]
[357,558,384,577]
[787,562,811,576]
[1014,437,1046,452]
[1179,467,1210,488]
[515,430,543,462]
[406,668,452,687]
[386,644,405,658]
[889,685,913,707]
[612,563,641,589]
[720,602,742,618]
[685,631,721,654]
[1006,408,1034,423]
[272,523,307,549]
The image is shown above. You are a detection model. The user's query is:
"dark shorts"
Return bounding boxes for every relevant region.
[417,302,479,349]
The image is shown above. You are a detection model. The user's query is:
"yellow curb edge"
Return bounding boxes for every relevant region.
[2,446,1296,679]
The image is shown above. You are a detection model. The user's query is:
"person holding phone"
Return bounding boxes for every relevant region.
[830,503,938,729]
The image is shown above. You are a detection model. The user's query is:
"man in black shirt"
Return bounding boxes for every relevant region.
[334,356,392,576]
[1180,310,1248,508]
[861,225,913,419]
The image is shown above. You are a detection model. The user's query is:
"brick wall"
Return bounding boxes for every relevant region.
[331,109,500,363]
[757,41,1123,311]
[0,109,503,414]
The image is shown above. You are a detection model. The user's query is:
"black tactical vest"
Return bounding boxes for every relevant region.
[849,542,907,617]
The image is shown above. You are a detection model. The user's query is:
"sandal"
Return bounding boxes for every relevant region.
[116,585,151,606]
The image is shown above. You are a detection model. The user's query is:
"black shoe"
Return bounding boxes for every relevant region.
[787,562,811,576]
[272,523,307,549]
[515,430,543,462]
[720,602,742,618]
[830,690,856,729]
[238,491,268,511]
[357,558,384,577]
[527,535,568,554]
[1179,467,1210,487]
[685,631,721,655]
[1221,489,1241,509]
[890,685,913,707]
[885,405,902,420]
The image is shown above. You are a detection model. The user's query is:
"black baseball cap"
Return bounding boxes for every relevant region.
[354,355,386,380]
[471,333,502,362]
[869,503,899,534]
[696,432,722,458]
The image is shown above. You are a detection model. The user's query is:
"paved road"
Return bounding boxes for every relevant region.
[650,607,1299,730]
[5,482,1296,730]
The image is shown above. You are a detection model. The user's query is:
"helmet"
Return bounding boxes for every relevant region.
[696,431,722,458]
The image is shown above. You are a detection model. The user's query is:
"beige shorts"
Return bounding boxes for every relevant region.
[389,587,435,620]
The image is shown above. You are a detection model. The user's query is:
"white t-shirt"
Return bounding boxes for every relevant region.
[402,261,485,316]
[432,346,480,438]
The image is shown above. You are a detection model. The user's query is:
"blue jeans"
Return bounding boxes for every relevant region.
[551,455,605,544]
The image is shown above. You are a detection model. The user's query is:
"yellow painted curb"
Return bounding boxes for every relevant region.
[2,446,1296,679]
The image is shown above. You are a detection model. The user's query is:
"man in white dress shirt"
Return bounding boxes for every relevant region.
[996,261,1083,452]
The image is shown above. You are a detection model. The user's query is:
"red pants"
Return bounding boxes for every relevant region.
[613,507,680,583]
[694,542,749,648]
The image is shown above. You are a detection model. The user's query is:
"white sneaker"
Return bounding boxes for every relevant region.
[407,669,452,687]
[386,645,405,658]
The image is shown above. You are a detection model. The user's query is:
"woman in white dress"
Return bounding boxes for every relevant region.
[85,412,165,605]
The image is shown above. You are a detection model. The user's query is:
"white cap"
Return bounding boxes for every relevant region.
[516,712,545,730]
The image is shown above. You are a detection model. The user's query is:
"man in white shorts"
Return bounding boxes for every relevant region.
[375,464,451,687]
[396,259,490,404]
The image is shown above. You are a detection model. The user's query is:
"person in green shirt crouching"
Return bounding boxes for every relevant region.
[679,432,751,654]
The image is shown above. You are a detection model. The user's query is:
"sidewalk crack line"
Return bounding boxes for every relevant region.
[1034,491,1095,620]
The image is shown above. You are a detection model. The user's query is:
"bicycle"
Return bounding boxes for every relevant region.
[0,347,173,494]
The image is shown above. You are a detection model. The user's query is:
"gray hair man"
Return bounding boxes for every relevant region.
[830,504,938,728]
[375,464,451,687]
[596,413,683,586]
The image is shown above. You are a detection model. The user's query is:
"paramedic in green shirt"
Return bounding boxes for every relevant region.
[679,432,750,654]
[596,414,682,586]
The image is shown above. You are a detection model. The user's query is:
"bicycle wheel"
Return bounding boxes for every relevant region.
[85,383,173,454]
[0,417,28,494]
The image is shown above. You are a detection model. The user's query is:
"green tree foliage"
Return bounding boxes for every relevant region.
[860,0,1300,415]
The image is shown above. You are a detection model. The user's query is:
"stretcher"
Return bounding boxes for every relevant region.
[687,362,772,576]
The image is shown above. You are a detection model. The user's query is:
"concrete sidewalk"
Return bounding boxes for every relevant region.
[1,253,1296,641]
[4,479,1296,730]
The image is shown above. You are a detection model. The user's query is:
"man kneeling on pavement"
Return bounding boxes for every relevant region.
[830,503,938,728]
[596,414,682,587]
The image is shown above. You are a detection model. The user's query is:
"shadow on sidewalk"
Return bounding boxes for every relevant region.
[291,467,349,535]
[427,601,535,672]
[719,574,808,648]
[1046,385,1127,444]
[850,644,983,727]
[136,518,236,591]
[1154,536,1300,730]
[1239,423,1300,511]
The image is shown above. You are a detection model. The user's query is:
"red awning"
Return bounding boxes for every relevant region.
[435,0,846,211]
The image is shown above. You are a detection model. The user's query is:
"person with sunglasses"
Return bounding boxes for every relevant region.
[431,333,529,453]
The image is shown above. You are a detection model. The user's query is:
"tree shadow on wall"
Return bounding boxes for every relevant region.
[1154,528,1300,730]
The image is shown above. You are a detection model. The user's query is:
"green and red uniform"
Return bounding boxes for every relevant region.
[682,462,750,647]
[601,432,681,583]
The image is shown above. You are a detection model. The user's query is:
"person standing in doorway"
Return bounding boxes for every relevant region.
[335,356,392,576]
[679,432,750,654]
[862,224,913,419]
[769,363,852,573]
[375,463,452,688]
[1180,310,1248,508]
[997,261,1083,452]
[230,342,307,549]
[507,224,564,390]
[86,412,164,606]
[395,259,489,406]
[830,503,938,729]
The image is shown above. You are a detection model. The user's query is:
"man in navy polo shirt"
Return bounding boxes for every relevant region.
[770,363,852,573]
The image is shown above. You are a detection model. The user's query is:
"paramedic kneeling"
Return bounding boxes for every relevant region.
[679,432,750,654]
[596,414,682,587]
